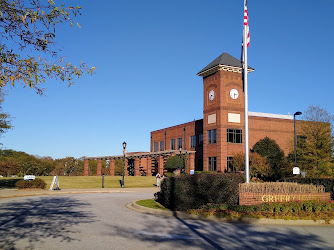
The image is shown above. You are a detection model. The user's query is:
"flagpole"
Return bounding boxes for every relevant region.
[244,0,250,183]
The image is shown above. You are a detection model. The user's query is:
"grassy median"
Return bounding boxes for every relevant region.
[0,176,157,189]
[136,199,168,210]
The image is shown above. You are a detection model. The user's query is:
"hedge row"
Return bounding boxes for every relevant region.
[283,178,334,200]
[15,178,47,189]
[227,200,334,213]
[188,200,334,223]
[158,173,245,211]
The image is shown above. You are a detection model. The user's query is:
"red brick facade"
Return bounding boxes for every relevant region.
[150,52,301,172]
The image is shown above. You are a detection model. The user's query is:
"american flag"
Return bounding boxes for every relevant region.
[241,1,250,92]
[244,0,250,47]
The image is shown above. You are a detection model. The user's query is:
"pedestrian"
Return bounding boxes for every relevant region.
[156,172,161,187]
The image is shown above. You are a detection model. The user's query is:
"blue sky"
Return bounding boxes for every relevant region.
[1,0,333,159]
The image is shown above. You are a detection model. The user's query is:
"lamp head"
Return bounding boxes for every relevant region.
[122,141,127,150]
[294,111,302,116]
[179,147,182,153]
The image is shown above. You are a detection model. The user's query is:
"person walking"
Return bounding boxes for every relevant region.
[156,172,161,187]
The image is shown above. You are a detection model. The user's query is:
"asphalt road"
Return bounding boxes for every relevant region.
[0,190,334,250]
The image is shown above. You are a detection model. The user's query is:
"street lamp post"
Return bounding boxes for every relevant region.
[121,141,127,187]
[179,147,182,172]
[294,111,302,175]
[185,149,188,173]
[103,159,110,188]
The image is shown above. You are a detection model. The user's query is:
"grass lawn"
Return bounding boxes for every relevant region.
[136,199,168,210]
[0,176,157,189]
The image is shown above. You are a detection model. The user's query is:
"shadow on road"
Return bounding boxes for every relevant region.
[0,178,21,189]
[0,196,94,249]
[110,212,331,249]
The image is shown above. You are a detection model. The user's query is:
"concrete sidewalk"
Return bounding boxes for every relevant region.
[0,187,159,199]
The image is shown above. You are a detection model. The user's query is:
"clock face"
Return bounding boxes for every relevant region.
[230,89,239,100]
[209,90,215,101]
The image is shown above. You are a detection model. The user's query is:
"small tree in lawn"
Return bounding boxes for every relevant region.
[0,157,20,176]
[291,106,334,177]
[164,155,186,174]
[232,152,271,181]
[253,137,285,180]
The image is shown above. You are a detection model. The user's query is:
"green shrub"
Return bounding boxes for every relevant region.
[187,200,334,223]
[164,172,174,177]
[158,173,245,211]
[194,171,216,174]
[164,155,186,170]
[15,178,47,189]
[224,200,334,213]
[284,178,334,199]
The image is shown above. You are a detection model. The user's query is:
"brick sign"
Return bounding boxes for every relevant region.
[239,192,331,206]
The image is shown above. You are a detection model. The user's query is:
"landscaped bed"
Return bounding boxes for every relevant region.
[187,200,334,223]
[137,199,334,224]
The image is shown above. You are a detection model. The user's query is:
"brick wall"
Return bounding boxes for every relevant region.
[239,192,331,206]
[151,120,203,170]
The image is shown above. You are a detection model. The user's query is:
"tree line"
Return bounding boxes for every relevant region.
[0,149,125,177]
[0,149,81,177]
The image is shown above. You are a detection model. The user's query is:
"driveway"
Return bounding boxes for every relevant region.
[0,190,333,249]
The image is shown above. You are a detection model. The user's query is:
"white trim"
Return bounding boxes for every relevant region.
[197,65,254,77]
[249,111,293,120]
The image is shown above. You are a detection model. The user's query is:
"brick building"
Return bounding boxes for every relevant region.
[151,52,297,172]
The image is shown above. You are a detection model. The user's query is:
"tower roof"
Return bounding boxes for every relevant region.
[197,52,254,77]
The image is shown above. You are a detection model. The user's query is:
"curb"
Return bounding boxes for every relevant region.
[128,201,334,226]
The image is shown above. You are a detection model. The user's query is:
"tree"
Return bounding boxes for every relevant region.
[164,155,186,172]
[0,157,20,176]
[252,137,285,180]
[0,0,95,94]
[292,106,334,177]
[114,159,123,176]
[51,157,80,176]
[0,92,11,139]
[232,152,270,180]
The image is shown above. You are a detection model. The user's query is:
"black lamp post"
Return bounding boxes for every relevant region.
[294,111,302,174]
[122,141,127,187]
[185,149,188,173]
[104,159,110,188]
[179,147,182,171]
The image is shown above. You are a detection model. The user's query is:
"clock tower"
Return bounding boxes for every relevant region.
[197,52,254,172]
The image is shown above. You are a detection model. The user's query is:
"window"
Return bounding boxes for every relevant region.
[227,129,242,143]
[190,135,196,148]
[208,157,217,171]
[227,157,234,172]
[199,134,203,146]
[160,141,164,151]
[208,129,217,144]
[177,138,182,149]
[170,139,175,150]
[154,142,158,152]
